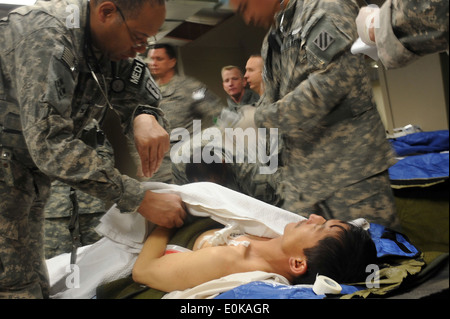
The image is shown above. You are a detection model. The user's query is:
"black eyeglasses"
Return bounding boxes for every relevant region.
[116,6,157,50]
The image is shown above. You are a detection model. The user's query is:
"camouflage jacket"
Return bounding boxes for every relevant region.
[376,0,449,69]
[160,73,223,140]
[226,88,260,112]
[128,73,224,183]
[0,0,163,212]
[255,0,396,213]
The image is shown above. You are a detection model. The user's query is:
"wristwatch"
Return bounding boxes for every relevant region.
[134,106,159,120]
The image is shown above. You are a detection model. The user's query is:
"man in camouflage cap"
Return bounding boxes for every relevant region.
[356,0,448,69]
[229,0,399,227]
[0,0,186,298]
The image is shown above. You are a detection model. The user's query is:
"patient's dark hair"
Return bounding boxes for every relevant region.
[293,224,377,285]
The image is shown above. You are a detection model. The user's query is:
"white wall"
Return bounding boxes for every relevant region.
[376,53,449,133]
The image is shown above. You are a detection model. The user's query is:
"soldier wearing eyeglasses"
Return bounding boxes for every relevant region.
[0,0,186,298]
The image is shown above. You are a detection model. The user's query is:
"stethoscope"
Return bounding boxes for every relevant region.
[84,1,126,111]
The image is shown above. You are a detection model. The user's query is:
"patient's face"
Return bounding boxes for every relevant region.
[281,214,348,257]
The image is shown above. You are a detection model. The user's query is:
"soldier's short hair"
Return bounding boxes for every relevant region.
[221,65,243,78]
[150,43,177,60]
[92,0,165,18]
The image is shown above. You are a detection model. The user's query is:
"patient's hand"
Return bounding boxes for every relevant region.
[138,191,187,228]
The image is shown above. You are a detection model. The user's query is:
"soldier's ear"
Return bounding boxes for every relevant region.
[97,1,117,22]
[168,58,177,70]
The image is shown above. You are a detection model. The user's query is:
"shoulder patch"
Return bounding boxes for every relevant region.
[306,15,352,66]
[129,59,146,86]
[60,46,77,73]
[192,87,206,101]
[145,78,161,101]
[313,31,335,51]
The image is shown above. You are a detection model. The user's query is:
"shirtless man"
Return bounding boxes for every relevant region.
[132,214,377,292]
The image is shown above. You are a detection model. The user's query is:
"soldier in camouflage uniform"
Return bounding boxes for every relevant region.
[356,0,449,69]
[0,0,186,299]
[229,0,399,227]
[171,117,281,206]
[221,65,260,112]
[44,180,105,259]
[134,43,224,183]
[44,121,114,259]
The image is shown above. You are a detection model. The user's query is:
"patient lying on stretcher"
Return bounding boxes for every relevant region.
[132,214,377,292]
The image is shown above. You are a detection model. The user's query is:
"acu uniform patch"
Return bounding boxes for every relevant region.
[146,78,161,101]
[192,87,206,101]
[128,59,161,101]
[60,46,77,73]
[313,31,335,51]
[54,46,77,101]
[46,45,78,116]
[306,15,352,66]
[129,59,146,87]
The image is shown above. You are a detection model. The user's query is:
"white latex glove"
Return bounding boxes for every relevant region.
[356,6,380,46]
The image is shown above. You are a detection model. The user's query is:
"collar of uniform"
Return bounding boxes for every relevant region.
[78,0,113,76]
[274,0,298,36]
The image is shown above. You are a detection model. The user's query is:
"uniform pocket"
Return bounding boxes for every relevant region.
[0,185,31,240]
[0,161,34,240]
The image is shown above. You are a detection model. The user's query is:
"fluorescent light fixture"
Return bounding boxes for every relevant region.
[0,1,37,5]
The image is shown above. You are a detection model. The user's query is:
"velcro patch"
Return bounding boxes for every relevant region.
[192,87,206,101]
[129,59,145,86]
[313,31,335,51]
[60,46,77,72]
[54,78,66,100]
[145,78,161,101]
[306,15,352,66]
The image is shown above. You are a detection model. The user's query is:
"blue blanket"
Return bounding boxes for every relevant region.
[390,130,449,157]
[389,152,449,181]
[389,130,449,182]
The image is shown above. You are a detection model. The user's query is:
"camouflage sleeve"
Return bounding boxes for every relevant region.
[111,59,167,137]
[110,59,171,180]
[376,0,449,69]
[255,5,359,139]
[189,80,224,128]
[15,29,145,213]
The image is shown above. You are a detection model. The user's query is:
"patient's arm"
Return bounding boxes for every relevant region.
[132,226,245,292]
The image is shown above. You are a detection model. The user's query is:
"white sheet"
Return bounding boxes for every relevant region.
[47,182,368,299]
[96,181,305,247]
[46,238,139,299]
